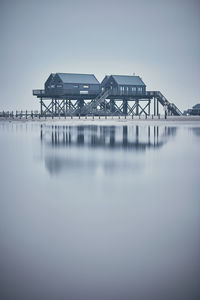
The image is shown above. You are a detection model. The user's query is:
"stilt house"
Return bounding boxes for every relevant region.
[101,75,146,95]
[45,73,100,96]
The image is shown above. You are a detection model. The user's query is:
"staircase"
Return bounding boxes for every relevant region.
[87,89,110,114]
[153,91,182,116]
[70,89,110,116]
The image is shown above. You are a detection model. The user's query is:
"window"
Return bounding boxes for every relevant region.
[137,87,142,92]
[83,85,89,89]
[51,85,55,88]
[131,87,136,92]
[73,85,79,88]
[80,91,88,94]
[56,84,62,88]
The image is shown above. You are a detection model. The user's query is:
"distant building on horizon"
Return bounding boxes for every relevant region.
[183,103,200,115]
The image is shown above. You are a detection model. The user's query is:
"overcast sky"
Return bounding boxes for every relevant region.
[0,0,199,111]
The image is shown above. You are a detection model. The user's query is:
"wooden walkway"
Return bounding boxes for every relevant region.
[0,110,166,120]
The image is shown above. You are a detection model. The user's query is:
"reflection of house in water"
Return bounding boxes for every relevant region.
[40,125,177,175]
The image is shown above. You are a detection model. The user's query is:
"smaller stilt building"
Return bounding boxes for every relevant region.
[101,75,146,95]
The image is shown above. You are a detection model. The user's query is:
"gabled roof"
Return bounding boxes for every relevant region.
[57,73,100,84]
[45,73,56,84]
[101,75,110,86]
[192,103,200,109]
[111,75,146,86]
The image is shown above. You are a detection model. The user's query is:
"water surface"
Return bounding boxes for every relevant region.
[0,121,200,300]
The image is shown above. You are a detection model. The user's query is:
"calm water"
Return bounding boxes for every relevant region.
[0,121,200,300]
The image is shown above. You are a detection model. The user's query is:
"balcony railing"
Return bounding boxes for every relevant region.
[33,89,45,95]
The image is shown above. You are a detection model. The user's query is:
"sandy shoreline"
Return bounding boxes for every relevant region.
[1,115,200,124]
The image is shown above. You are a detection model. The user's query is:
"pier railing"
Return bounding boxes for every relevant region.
[0,110,39,119]
[33,90,45,95]
[0,110,185,121]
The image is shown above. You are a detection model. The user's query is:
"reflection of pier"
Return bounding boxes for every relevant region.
[40,125,176,151]
[40,125,177,175]
[190,127,200,137]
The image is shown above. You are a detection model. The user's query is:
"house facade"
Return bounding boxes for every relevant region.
[45,73,100,96]
[101,75,146,95]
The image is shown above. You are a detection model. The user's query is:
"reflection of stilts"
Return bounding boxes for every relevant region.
[148,126,150,145]
[123,126,128,146]
[77,126,84,145]
[110,126,115,146]
[136,126,139,145]
[40,125,176,150]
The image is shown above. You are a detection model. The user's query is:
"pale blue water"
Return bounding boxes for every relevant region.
[0,121,200,300]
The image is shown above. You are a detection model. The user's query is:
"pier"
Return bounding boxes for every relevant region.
[32,73,183,117]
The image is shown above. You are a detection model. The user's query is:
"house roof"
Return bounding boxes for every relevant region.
[192,103,200,109]
[57,73,100,84]
[111,75,146,86]
[45,73,56,84]
[101,75,110,86]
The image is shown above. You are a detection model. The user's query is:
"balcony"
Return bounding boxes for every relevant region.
[33,89,45,96]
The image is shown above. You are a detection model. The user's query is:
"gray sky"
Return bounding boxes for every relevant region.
[0,0,199,111]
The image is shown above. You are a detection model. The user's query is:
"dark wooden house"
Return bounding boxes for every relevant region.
[101,75,146,95]
[184,103,200,115]
[45,73,100,96]
[44,73,55,90]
